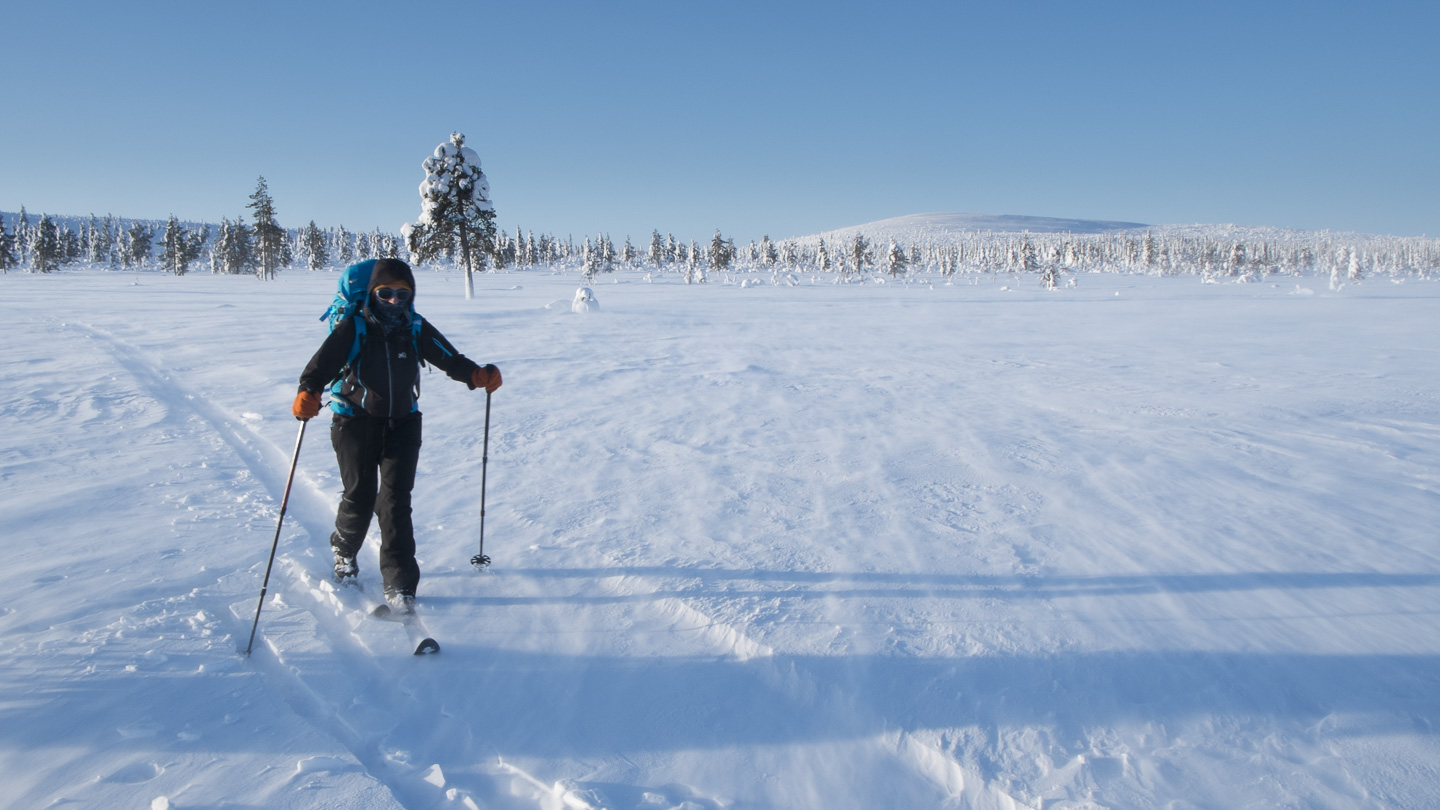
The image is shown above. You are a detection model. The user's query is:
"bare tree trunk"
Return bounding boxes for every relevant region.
[460,227,474,300]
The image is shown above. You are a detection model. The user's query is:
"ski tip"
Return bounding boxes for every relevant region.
[414,638,441,655]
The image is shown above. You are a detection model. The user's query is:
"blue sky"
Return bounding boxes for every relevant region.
[5,1,1437,242]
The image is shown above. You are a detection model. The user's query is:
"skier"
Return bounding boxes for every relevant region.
[291,258,502,614]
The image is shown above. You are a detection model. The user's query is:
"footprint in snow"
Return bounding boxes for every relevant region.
[103,761,162,783]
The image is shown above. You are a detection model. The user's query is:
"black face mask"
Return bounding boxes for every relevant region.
[372,296,411,335]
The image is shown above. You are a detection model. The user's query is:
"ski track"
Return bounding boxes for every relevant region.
[5,272,1440,808]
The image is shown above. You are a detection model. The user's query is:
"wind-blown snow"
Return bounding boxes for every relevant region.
[3,268,1439,809]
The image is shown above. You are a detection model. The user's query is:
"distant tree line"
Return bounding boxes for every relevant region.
[6,190,1439,287]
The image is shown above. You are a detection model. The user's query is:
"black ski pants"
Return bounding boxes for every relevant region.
[330,411,423,596]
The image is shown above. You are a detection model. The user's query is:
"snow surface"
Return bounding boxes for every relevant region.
[4,267,1440,809]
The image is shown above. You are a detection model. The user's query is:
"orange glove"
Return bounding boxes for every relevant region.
[292,389,322,420]
[471,364,503,393]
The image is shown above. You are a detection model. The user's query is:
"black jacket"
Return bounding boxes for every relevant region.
[299,311,481,419]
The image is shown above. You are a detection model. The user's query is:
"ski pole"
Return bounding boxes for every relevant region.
[245,417,308,656]
[471,389,493,569]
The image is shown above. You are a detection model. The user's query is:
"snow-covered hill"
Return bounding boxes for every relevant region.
[797,211,1150,244]
[4,267,1440,809]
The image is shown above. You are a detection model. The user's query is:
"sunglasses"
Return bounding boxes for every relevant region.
[374,286,412,304]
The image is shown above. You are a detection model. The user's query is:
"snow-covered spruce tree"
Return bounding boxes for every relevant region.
[404,132,496,299]
[709,229,735,274]
[622,235,637,266]
[62,225,81,264]
[0,214,15,274]
[1040,262,1059,290]
[649,230,666,267]
[247,176,285,280]
[162,216,194,275]
[760,235,777,267]
[29,214,63,272]
[300,221,328,270]
[1017,233,1038,274]
[886,239,908,276]
[1227,241,1246,277]
[14,207,31,268]
[118,221,152,269]
[332,225,354,266]
[817,238,831,273]
[581,235,599,282]
[211,217,254,275]
[686,240,705,284]
[94,216,116,266]
[848,233,873,279]
[600,234,616,272]
[1348,248,1365,283]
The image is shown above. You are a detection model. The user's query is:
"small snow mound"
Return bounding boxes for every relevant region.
[151,798,171,810]
[572,287,599,314]
[241,412,263,422]
[422,763,446,788]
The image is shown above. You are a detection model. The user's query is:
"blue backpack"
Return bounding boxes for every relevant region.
[320,259,424,415]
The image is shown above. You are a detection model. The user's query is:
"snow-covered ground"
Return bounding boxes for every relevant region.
[4,267,1439,809]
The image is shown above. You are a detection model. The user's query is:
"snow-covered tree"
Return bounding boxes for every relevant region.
[760,235,778,267]
[332,226,353,266]
[0,214,16,274]
[1017,234,1038,274]
[14,207,32,268]
[817,238,831,273]
[119,221,153,269]
[848,233,873,278]
[61,225,82,264]
[581,235,600,282]
[648,230,666,266]
[89,215,115,266]
[886,239,908,276]
[781,240,798,268]
[1348,249,1365,283]
[162,215,206,276]
[1227,241,1246,276]
[1040,263,1059,290]
[298,221,328,270]
[686,240,705,284]
[247,177,284,280]
[404,132,497,299]
[709,229,735,273]
[211,217,254,275]
[30,213,63,272]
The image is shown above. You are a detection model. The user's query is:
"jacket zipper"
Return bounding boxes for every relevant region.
[385,340,395,419]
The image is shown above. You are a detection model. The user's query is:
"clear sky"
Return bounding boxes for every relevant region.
[5,1,1437,243]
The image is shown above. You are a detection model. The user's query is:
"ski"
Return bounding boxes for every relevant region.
[370,603,441,655]
[289,562,439,656]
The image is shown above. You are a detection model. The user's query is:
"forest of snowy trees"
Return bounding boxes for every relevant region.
[4,199,1439,288]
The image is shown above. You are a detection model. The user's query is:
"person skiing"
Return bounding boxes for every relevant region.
[291,258,502,614]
